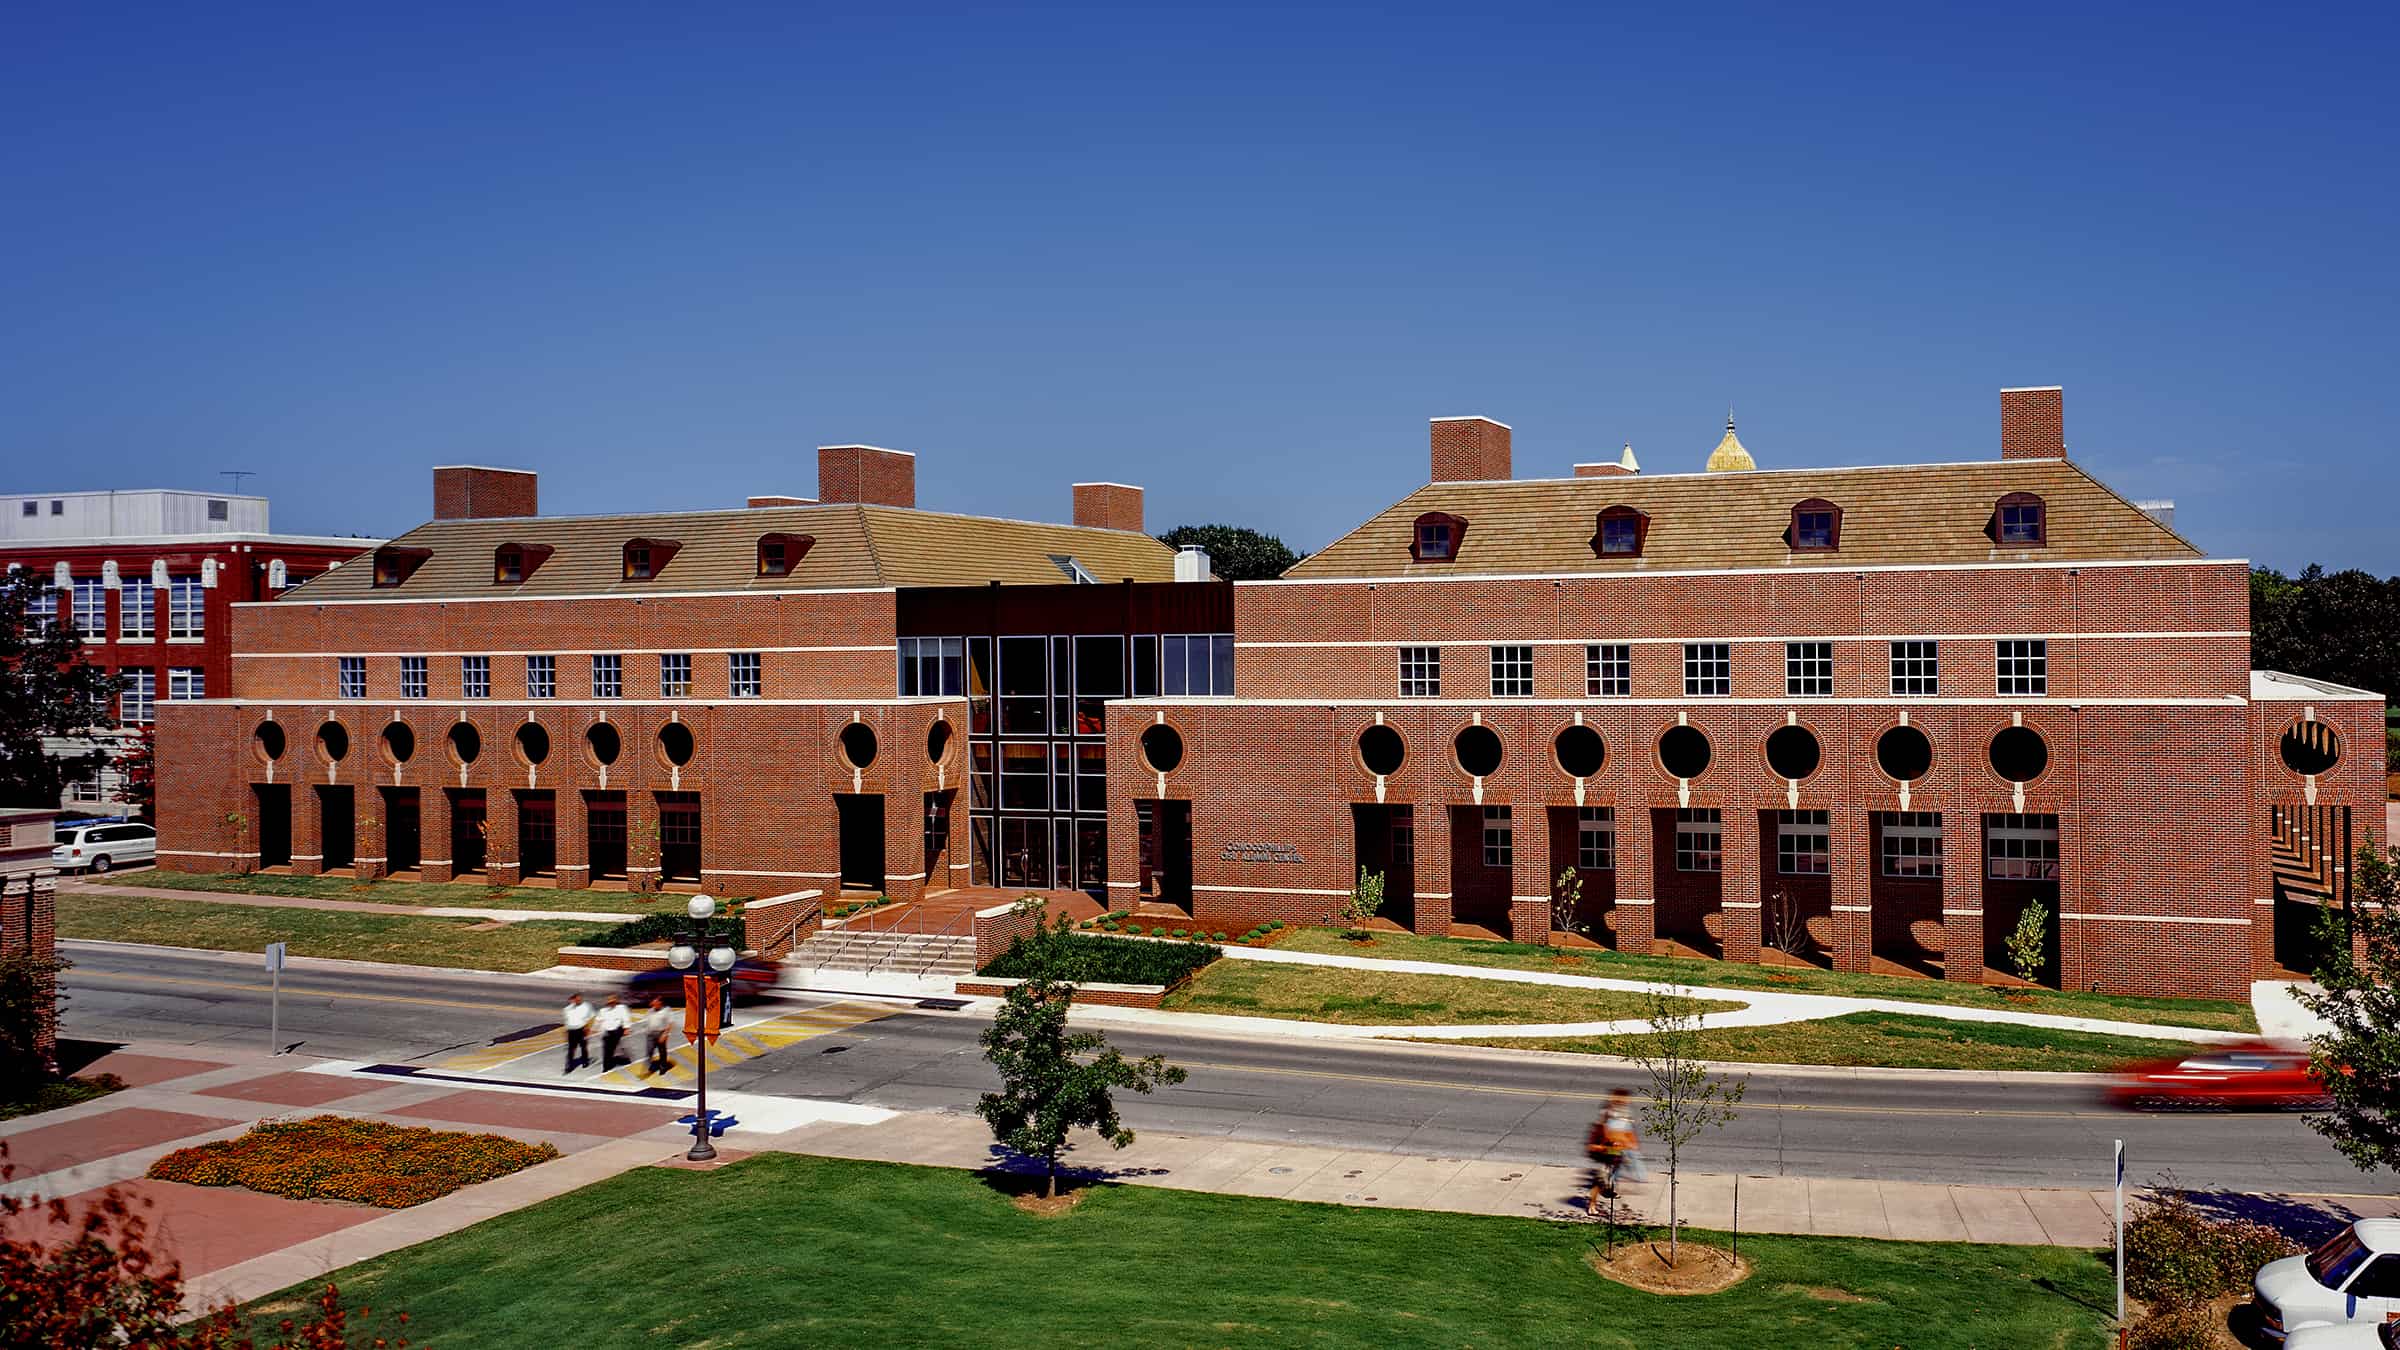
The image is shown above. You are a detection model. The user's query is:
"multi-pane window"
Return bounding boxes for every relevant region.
[72,578,107,638]
[999,742,1048,810]
[1481,805,1513,867]
[399,656,427,699]
[1879,812,1944,878]
[1577,807,1615,869]
[730,652,762,698]
[1777,810,1831,874]
[1996,639,2048,696]
[1162,634,1234,696]
[997,637,1048,734]
[592,655,623,698]
[1674,808,1722,872]
[1999,500,2045,545]
[1586,643,1629,697]
[1683,642,1731,697]
[1398,646,1441,697]
[119,670,155,724]
[167,575,204,639]
[462,656,490,699]
[526,655,556,699]
[28,585,59,635]
[1987,814,2060,880]
[118,578,154,639]
[897,637,965,696]
[623,543,654,580]
[660,653,692,698]
[1598,514,1640,555]
[166,667,205,701]
[1490,645,1534,697]
[1793,509,1837,550]
[1416,520,1455,560]
[1783,641,1833,696]
[337,656,365,699]
[1890,640,1939,696]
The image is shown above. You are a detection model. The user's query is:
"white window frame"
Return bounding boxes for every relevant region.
[166,667,205,702]
[1577,806,1615,870]
[1987,814,2060,880]
[592,654,624,699]
[1398,645,1441,698]
[1880,812,1944,879]
[730,652,762,698]
[118,578,154,640]
[526,654,556,699]
[1586,642,1629,697]
[1997,639,2048,696]
[1683,642,1730,697]
[1890,640,1939,697]
[1481,805,1512,868]
[461,656,490,699]
[1674,807,1722,872]
[399,655,427,699]
[897,636,965,697]
[72,578,107,638]
[119,669,155,724]
[1785,640,1833,697]
[1777,809,1830,875]
[167,574,204,640]
[1490,644,1533,697]
[660,652,692,698]
[1162,633,1234,696]
[337,656,365,699]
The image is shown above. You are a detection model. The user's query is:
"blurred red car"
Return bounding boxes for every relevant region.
[621,958,781,1007]
[2105,1042,2332,1111]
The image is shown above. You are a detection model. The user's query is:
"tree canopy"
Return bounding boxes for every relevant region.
[0,568,116,808]
[2251,565,2400,700]
[1157,524,1301,581]
[2298,840,2400,1175]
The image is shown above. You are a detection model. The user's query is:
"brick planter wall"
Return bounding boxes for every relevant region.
[553,946,670,973]
[743,890,822,959]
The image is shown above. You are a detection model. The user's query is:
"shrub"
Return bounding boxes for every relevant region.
[1102,921,1120,932]
[1212,931,1229,942]
[1171,929,1188,939]
[1149,926,1168,937]
[149,1115,558,1208]
[980,932,1220,987]
[2126,1304,2218,1350]
[2124,1184,2300,1310]
[1268,920,1285,930]
[575,912,742,949]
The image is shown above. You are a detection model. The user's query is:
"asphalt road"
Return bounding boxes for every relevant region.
[59,940,2380,1196]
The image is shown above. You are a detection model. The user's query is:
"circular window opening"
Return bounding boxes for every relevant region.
[926,721,953,765]
[1554,725,1605,779]
[1453,726,1503,778]
[1358,725,1405,777]
[837,722,876,770]
[1140,724,1185,773]
[313,721,346,763]
[585,723,621,767]
[1989,726,2049,783]
[381,722,415,764]
[253,721,286,763]
[659,723,697,768]
[447,722,481,765]
[515,723,551,766]
[1764,725,1822,781]
[1658,725,1712,779]
[1875,724,1933,782]
[2278,721,2341,776]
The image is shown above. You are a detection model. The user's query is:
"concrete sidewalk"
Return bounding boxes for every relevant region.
[63,878,647,925]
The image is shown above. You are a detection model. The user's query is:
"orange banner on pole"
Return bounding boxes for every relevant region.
[681,976,722,1044]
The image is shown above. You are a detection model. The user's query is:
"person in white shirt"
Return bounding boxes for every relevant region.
[596,994,632,1071]
[642,997,673,1076]
[562,993,593,1074]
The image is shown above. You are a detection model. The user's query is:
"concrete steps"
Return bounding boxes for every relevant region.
[789,929,976,978]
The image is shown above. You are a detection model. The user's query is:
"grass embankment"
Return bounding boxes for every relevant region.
[122,871,672,915]
[1163,962,1731,1026]
[1278,929,2255,1032]
[0,1076,124,1122]
[58,892,594,972]
[1466,1011,2196,1073]
[247,1154,2115,1349]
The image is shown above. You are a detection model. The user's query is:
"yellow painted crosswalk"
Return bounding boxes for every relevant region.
[594,1002,891,1087]
[434,1033,561,1072]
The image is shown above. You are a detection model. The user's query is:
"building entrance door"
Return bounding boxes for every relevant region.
[518,792,556,878]
[317,786,354,871]
[1351,804,1415,929]
[586,792,627,881]
[658,792,701,884]
[1134,800,1191,910]
[449,790,487,878]
[254,785,291,869]
[382,788,420,873]
[837,794,885,891]
[999,816,1049,890]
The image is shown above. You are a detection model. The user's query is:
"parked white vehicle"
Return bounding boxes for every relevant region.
[2284,1316,2399,1347]
[49,821,155,873]
[2257,1219,2400,1342]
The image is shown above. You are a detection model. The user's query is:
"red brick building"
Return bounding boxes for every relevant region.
[152,393,2384,999]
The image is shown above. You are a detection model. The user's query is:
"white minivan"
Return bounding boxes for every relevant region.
[2258,1219,2400,1342]
[50,821,156,874]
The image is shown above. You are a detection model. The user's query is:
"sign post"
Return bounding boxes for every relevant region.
[2113,1139,2126,1333]
[264,942,286,1055]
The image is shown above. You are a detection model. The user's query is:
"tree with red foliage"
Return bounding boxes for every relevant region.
[119,723,158,823]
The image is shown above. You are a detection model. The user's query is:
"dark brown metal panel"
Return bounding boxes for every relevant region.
[896,581,1231,638]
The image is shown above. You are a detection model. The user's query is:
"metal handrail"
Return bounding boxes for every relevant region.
[858,902,975,978]
[805,897,911,968]
[755,894,824,959]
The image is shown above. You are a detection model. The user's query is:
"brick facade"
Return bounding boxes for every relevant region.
[433,466,538,520]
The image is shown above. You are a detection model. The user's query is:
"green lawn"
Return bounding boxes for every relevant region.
[58,892,595,972]
[247,1154,2115,1349]
[1162,961,1732,1026]
[121,870,676,915]
[1463,1010,2195,1073]
[0,1075,124,1122]
[1278,929,2256,1032]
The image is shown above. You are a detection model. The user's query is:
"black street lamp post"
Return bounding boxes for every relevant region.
[667,895,739,1162]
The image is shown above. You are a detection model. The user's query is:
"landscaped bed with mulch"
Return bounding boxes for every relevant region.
[149,1115,559,1208]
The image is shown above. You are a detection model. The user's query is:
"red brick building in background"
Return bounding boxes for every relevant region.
[153,391,2384,999]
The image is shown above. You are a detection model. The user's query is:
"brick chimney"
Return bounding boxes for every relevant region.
[2000,387,2065,460]
[433,466,538,520]
[817,445,916,508]
[1071,482,1144,532]
[747,494,817,508]
[1430,416,1511,483]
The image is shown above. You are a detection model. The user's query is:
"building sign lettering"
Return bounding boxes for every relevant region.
[1221,841,1303,864]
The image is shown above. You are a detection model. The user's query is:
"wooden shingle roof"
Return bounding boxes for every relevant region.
[1286,458,2201,580]
[281,503,1177,600]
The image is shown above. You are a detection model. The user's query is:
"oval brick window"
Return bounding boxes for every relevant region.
[448,722,481,766]
[381,722,415,765]
[515,723,551,767]
[837,722,876,770]
[926,721,952,765]
[1554,725,1605,778]
[585,722,620,767]
[253,721,285,763]
[1764,725,1821,781]
[1988,726,2048,783]
[660,723,697,768]
[1358,725,1405,776]
[315,721,348,764]
[1875,724,1932,782]
[2278,720,2340,776]
[1453,726,1503,778]
[1658,725,1712,779]
[1140,724,1184,773]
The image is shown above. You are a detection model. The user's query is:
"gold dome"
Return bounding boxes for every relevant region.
[1705,415,1756,473]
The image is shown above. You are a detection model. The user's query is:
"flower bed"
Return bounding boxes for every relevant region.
[979,931,1219,987]
[148,1115,559,1208]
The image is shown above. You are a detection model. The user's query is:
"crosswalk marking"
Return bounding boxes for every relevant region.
[594,1001,890,1088]
[434,1032,561,1072]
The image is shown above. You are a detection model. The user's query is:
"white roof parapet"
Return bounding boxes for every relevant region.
[2250,670,2387,702]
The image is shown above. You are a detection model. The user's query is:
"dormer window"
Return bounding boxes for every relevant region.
[1410,512,1468,564]
[370,546,431,588]
[625,543,652,579]
[1993,493,2047,547]
[1788,498,1843,553]
[493,542,554,584]
[1591,505,1649,558]
[756,533,812,577]
[621,537,682,580]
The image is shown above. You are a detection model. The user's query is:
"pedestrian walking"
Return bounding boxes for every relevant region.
[1585,1088,1646,1213]
[562,993,592,1073]
[597,994,631,1071]
[642,996,672,1076]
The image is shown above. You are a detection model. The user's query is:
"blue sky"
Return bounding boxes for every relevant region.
[5,2,2393,571]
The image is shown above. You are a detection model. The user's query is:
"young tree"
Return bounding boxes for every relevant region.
[1338,867,1385,940]
[1762,885,1807,959]
[1156,524,1301,582]
[0,567,118,808]
[977,906,1187,1197]
[118,723,157,822]
[1551,867,1583,939]
[1620,986,1746,1267]
[2006,899,2050,985]
[2297,837,2400,1174]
